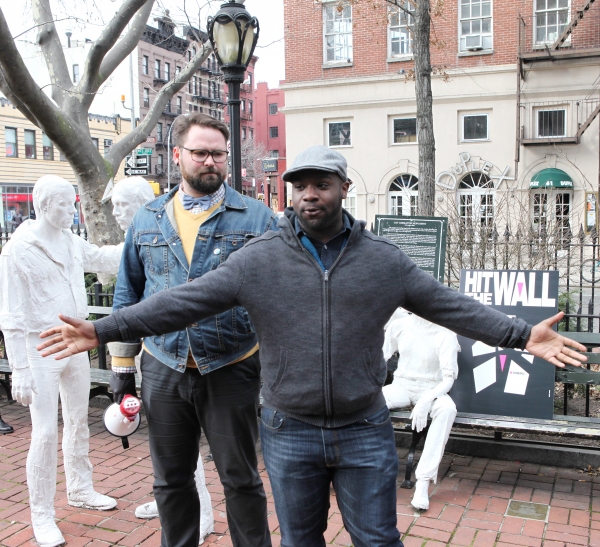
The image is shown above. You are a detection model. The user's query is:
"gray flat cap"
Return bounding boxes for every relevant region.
[282,145,347,182]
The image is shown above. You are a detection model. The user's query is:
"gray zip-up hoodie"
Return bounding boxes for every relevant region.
[95,209,531,428]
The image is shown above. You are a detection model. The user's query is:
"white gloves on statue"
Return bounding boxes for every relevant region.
[12,367,38,406]
[410,396,433,433]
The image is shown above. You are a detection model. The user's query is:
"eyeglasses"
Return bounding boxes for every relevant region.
[181,147,229,164]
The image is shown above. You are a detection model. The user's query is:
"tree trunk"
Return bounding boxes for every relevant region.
[414,0,436,217]
[76,166,123,246]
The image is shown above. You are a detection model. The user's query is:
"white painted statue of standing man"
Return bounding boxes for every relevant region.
[383,312,460,511]
[110,177,214,543]
[0,176,122,547]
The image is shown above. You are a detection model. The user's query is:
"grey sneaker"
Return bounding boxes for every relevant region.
[135,501,159,519]
[68,491,117,511]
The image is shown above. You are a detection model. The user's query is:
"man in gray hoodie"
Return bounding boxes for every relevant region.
[38,146,586,547]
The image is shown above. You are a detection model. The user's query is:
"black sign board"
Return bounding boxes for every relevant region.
[374,215,447,282]
[450,269,559,419]
[262,159,278,172]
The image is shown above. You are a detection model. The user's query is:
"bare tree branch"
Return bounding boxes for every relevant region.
[386,0,411,15]
[80,0,152,102]
[0,67,41,127]
[95,0,155,95]
[107,41,213,169]
[31,0,72,106]
[0,7,100,173]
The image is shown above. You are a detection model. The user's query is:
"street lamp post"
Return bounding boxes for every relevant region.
[207,1,259,194]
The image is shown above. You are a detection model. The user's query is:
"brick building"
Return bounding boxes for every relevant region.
[283,0,600,236]
[138,14,225,190]
[254,81,287,211]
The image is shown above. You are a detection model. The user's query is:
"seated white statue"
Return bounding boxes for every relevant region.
[110,177,214,543]
[0,176,122,547]
[382,312,460,511]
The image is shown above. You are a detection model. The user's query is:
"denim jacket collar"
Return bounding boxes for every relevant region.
[144,183,247,214]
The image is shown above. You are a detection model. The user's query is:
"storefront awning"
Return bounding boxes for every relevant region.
[529,168,574,189]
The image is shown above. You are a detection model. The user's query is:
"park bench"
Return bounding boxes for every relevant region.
[390,330,600,488]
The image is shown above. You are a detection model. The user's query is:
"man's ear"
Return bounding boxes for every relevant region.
[341,180,350,199]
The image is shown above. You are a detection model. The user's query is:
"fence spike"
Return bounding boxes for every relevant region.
[579,224,585,241]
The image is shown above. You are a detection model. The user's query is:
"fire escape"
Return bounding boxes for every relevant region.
[516,0,600,148]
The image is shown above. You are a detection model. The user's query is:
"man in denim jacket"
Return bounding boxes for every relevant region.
[108,113,277,547]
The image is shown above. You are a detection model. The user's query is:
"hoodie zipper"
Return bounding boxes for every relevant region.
[298,240,350,425]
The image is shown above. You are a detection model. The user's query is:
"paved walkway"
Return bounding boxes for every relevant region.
[0,401,597,546]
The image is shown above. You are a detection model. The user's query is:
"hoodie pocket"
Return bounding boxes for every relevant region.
[268,347,288,392]
[363,348,387,387]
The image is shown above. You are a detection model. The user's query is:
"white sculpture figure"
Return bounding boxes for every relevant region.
[111,176,155,232]
[0,176,122,547]
[382,312,460,511]
[110,177,214,543]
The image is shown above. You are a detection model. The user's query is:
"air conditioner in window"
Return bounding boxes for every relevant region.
[465,34,483,50]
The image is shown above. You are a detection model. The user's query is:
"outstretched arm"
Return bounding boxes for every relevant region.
[525,312,586,368]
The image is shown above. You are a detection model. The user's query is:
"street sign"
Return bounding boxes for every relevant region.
[124,167,150,176]
[126,156,151,168]
[136,148,153,155]
[263,159,278,172]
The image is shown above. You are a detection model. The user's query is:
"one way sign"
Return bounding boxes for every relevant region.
[124,167,150,176]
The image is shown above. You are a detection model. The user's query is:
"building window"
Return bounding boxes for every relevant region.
[189,103,193,112]
[177,96,182,114]
[389,3,414,57]
[104,139,112,158]
[459,0,493,52]
[343,183,356,217]
[270,126,279,138]
[323,3,353,63]
[392,117,417,144]
[389,175,418,216]
[328,121,351,147]
[154,59,161,79]
[24,130,36,159]
[158,154,164,170]
[270,150,279,158]
[157,122,163,142]
[5,127,17,157]
[143,88,150,108]
[249,101,253,114]
[241,99,246,111]
[164,62,170,80]
[458,172,494,229]
[176,66,181,77]
[165,100,171,113]
[269,103,278,115]
[535,0,569,45]
[42,133,54,160]
[72,64,80,84]
[537,108,566,137]
[249,128,254,139]
[193,76,198,95]
[462,113,489,141]
[242,127,247,140]
[532,190,571,245]
[91,138,99,150]
[142,55,148,75]
[247,73,253,87]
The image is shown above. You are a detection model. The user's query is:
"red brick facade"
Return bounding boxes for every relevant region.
[283,0,600,83]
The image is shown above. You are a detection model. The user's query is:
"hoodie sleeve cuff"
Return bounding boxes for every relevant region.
[93,315,124,345]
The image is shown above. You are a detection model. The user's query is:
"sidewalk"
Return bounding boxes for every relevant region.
[0,401,597,547]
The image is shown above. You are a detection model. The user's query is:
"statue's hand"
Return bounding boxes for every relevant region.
[410,397,433,433]
[11,368,37,407]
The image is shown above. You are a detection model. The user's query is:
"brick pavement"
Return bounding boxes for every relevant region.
[0,401,598,546]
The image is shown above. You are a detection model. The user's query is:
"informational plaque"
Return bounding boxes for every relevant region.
[450,269,559,419]
[374,215,447,282]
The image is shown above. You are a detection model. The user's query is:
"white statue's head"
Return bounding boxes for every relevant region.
[111,177,155,231]
[33,175,76,231]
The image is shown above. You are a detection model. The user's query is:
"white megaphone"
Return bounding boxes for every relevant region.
[103,394,141,449]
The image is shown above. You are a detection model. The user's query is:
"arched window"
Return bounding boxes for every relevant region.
[458,172,494,228]
[388,174,418,216]
[343,183,356,218]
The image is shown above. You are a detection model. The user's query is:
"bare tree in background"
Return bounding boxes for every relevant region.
[0,0,213,245]
[241,137,267,193]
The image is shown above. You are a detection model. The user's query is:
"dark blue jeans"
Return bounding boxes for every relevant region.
[260,406,404,547]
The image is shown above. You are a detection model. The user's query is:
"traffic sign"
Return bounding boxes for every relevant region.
[124,167,150,176]
[136,148,153,155]
[126,156,151,168]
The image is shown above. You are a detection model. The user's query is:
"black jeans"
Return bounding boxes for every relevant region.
[140,351,271,547]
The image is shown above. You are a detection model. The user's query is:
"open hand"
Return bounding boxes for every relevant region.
[525,312,587,368]
[36,314,100,360]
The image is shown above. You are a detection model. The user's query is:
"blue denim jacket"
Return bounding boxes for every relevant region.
[113,184,279,373]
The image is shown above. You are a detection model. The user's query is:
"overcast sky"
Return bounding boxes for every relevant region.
[0,0,285,87]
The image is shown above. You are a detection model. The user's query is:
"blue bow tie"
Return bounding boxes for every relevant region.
[182,194,212,211]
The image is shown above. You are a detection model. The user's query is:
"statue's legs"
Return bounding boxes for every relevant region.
[414,394,456,483]
[382,382,412,410]
[26,347,65,547]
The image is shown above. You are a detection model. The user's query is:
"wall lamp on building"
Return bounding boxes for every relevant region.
[207,0,259,194]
